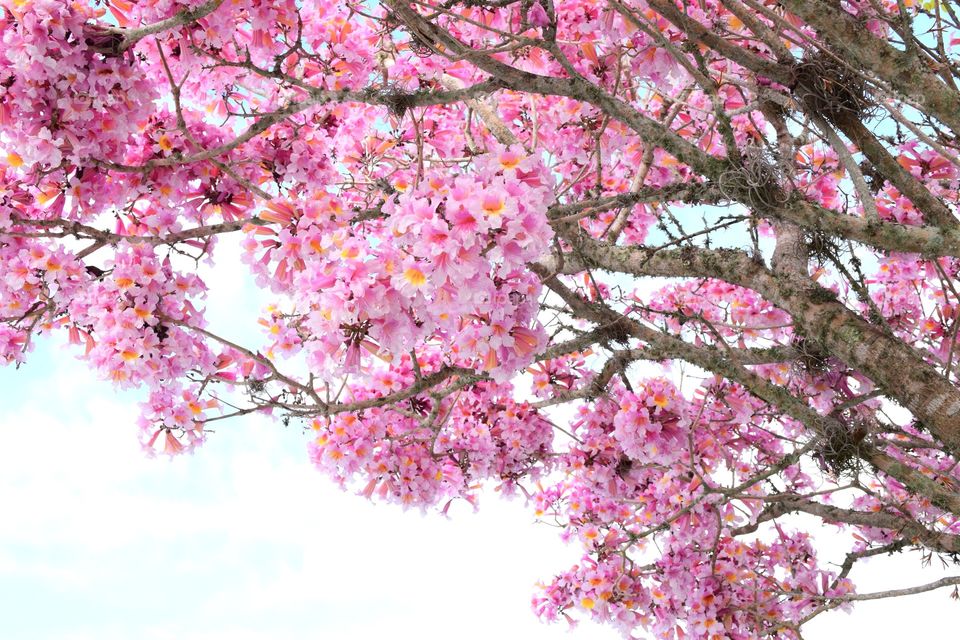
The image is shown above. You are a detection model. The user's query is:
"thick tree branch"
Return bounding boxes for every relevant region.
[533,263,960,516]
[551,232,960,454]
[827,110,957,228]
[780,0,960,134]
[9,215,259,247]
[99,81,505,172]
[744,495,960,554]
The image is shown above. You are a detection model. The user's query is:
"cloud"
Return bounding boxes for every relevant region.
[0,344,618,640]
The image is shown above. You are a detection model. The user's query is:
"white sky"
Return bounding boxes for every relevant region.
[0,345,618,640]
[1,241,957,639]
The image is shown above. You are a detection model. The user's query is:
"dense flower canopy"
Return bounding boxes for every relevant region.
[3,0,960,637]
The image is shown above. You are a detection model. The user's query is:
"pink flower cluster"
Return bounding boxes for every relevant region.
[244,146,554,380]
[532,379,856,638]
[0,0,157,170]
[613,379,689,466]
[309,351,553,508]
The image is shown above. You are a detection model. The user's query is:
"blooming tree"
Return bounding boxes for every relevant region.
[3,0,960,636]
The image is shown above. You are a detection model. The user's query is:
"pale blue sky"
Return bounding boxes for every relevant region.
[0,334,620,640]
